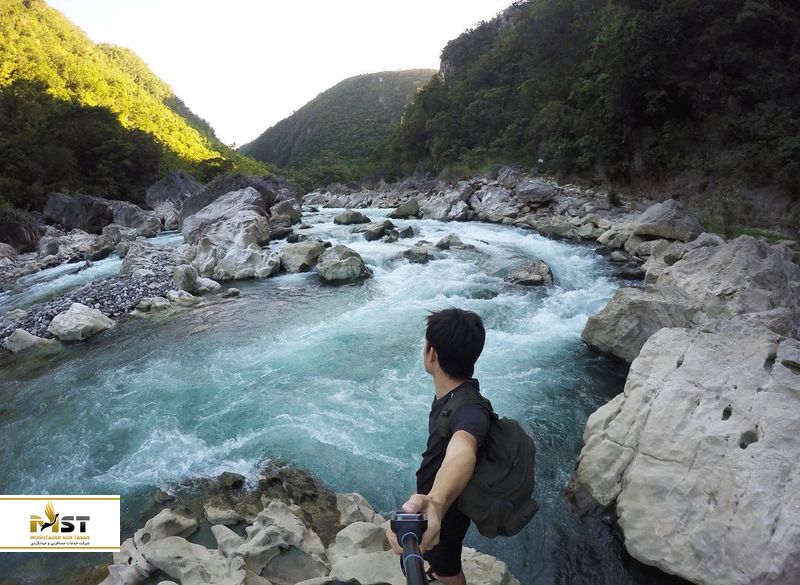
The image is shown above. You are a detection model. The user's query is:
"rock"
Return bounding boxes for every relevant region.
[183,187,271,249]
[2,308,28,323]
[195,277,222,294]
[4,328,54,353]
[576,326,800,585]
[146,170,203,208]
[180,173,286,223]
[166,290,201,307]
[388,199,420,219]
[0,242,16,261]
[336,493,384,526]
[173,264,199,292]
[398,226,414,239]
[612,263,646,280]
[357,220,395,242]
[327,522,389,565]
[136,508,200,546]
[446,200,471,221]
[280,241,326,273]
[435,234,474,250]
[47,303,113,341]
[496,166,521,189]
[515,179,558,205]
[329,550,401,585]
[315,245,372,283]
[333,210,370,225]
[140,536,247,585]
[271,200,302,225]
[403,245,433,264]
[222,288,241,298]
[506,260,554,286]
[136,297,171,312]
[633,199,704,242]
[581,287,697,363]
[597,225,634,249]
[270,226,294,241]
[109,200,163,233]
[420,198,452,220]
[287,233,308,244]
[208,247,280,280]
[203,502,244,526]
[608,250,630,263]
[534,215,577,239]
[461,547,521,585]
[43,193,114,233]
[471,186,517,222]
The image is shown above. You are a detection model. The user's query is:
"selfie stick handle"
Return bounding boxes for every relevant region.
[400,531,427,585]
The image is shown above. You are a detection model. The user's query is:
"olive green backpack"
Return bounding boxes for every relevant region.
[436,384,539,538]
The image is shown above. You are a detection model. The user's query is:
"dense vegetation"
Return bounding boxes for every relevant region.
[240,70,435,190]
[0,0,269,211]
[378,0,800,203]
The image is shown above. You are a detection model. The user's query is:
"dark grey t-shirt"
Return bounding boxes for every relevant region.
[416,379,491,495]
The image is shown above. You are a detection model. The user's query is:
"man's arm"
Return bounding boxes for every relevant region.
[387,430,478,553]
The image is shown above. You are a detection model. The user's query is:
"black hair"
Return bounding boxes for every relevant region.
[425,307,485,379]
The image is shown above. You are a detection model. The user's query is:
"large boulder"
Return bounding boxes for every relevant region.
[145,169,203,208]
[470,186,518,222]
[280,241,326,273]
[180,173,288,223]
[271,200,303,225]
[633,199,704,242]
[37,231,116,262]
[108,200,162,233]
[182,188,273,280]
[576,325,800,585]
[47,303,113,341]
[420,198,452,220]
[583,235,800,362]
[388,199,420,219]
[496,166,521,189]
[515,179,558,205]
[43,193,114,233]
[506,260,554,286]
[315,245,371,283]
[356,220,395,242]
[333,210,370,225]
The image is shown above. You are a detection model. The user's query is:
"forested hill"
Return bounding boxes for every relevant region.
[240,70,435,188]
[379,0,799,205]
[0,0,267,210]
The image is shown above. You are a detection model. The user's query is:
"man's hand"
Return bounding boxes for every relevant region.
[385,494,444,554]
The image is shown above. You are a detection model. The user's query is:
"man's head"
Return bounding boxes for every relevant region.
[424,308,485,380]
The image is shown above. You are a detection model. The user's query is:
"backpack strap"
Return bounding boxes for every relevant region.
[436,381,498,444]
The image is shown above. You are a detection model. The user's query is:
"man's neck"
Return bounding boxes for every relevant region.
[433,374,470,399]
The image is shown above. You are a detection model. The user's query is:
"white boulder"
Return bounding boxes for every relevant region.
[315,245,371,283]
[47,303,113,341]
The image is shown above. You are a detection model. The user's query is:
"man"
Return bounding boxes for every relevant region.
[387,307,491,585]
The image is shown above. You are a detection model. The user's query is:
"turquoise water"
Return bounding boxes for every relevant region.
[0,211,680,584]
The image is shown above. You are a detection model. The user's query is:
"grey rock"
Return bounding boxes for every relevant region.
[4,328,54,353]
[420,198,452,220]
[271,200,302,225]
[166,290,201,307]
[435,234,474,250]
[398,226,414,239]
[222,288,241,298]
[515,179,558,205]
[333,210,371,225]
[280,241,326,273]
[43,193,114,233]
[506,260,554,286]
[633,199,704,242]
[146,170,203,208]
[0,242,16,261]
[357,220,395,242]
[496,166,521,189]
[388,199,420,219]
[315,246,372,283]
[47,303,114,341]
[173,264,199,293]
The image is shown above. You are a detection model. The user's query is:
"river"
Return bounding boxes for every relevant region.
[0,210,684,584]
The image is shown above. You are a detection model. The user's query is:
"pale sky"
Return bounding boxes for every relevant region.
[46,0,515,147]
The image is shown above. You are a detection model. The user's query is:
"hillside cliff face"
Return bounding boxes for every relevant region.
[0,0,267,210]
[240,70,435,185]
[378,0,800,225]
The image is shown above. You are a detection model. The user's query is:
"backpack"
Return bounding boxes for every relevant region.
[436,383,539,538]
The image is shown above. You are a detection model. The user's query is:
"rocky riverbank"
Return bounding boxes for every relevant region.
[95,465,519,585]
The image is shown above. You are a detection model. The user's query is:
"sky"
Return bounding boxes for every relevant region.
[47,0,515,147]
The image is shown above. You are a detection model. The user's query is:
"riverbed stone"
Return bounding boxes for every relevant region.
[356,220,396,241]
[506,260,554,286]
[515,179,558,205]
[577,325,800,585]
[47,303,113,341]
[166,290,201,307]
[0,242,16,261]
[388,198,420,219]
[280,241,326,273]
[333,210,370,225]
[471,186,517,222]
[270,200,302,225]
[173,264,199,292]
[435,234,474,250]
[315,245,371,283]
[4,328,54,353]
